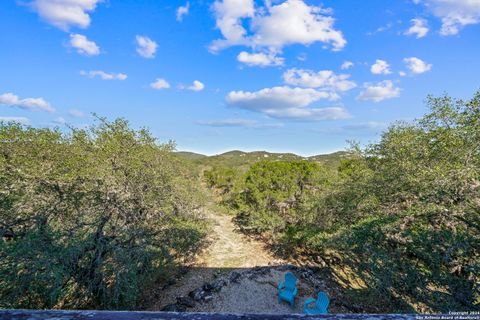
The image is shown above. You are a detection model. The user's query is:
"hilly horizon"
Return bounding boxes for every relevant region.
[176,149,353,171]
[176,149,351,159]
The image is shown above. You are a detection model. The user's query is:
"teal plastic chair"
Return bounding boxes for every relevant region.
[278,272,298,308]
[303,291,330,314]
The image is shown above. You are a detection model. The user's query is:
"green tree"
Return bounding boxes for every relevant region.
[231,160,330,235]
[220,91,480,312]
[0,118,206,309]
[321,92,480,312]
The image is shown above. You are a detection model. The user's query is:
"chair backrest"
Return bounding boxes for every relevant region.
[284,272,297,290]
[316,291,330,311]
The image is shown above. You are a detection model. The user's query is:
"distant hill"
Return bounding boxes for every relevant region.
[307,151,350,161]
[176,150,352,169]
[307,151,352,168]
[175,151,208,160]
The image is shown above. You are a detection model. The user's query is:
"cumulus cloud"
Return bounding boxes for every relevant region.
[251,0,345,51]
[226,86,350,121]
[370,59,392,75]
[340,61,354,70]
[188,80,205,92]
[403,57,432,74]
[211,0,255,50]
[80,70,127,80]
[357,80,401,102]
[210,0,346,53]
[176,2,190,21]
[282,69,356,94]
[237,51,284,67]
[69,33,100,56]
[28,0,101,30]
[414,0,480,35]
[0,92,55,112]
[135,35,158,59]
[211,0,254,50]
[196,118,283,129]
[150,78,171,90]
[0,116,30,125]
[404,18,429,38]
[68,109,86,118]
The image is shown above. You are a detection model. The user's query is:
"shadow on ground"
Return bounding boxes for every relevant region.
[143,264,417,315]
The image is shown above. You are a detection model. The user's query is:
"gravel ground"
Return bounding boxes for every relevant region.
[149,204,343,314]
[192,269,319,314]
[150,207,283,310]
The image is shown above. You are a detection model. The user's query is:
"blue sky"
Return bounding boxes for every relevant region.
[1,0,479,155]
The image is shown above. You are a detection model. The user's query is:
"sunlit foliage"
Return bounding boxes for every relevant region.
[210,91,480,312]
[0,118,206,309]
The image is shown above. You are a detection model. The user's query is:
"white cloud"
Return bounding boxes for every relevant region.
[188,80,205,92]
[250,0,346,51]
[226,86,350,121]
[69,33,100,56]
[313,121,389,135]
[399,71,407,77]
[176,2,190,21]
[29,0,101,31]
[405,18,429,38]
[357,80,401,102]
[403,57,432,74]
[282,69,356,93]
[80,70,127,80]
[210,0,255,50]
[0,116,30,125]
[68,109,86,117]
[367,22,393,36]
[342,121,388,131]
[370,59,392,75]
[196,118,283,129]
[237,51,284,67]
[0,92,55,112]
[297,53,307,61]
[135,35,158,59]
[414,0,480,35]
[210,0,346,52]
[150,78,171,90]
[53,116,67,126]
[227,86,335,109]
[340,61,354,70]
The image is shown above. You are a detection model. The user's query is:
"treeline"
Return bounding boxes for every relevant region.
[204,92,480,312]
[0,118,207,309]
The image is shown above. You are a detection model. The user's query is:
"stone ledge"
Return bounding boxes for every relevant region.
[0,309,418,320]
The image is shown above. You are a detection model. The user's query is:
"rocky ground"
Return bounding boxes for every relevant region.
[148,203,361,314]
[153,265,358,314]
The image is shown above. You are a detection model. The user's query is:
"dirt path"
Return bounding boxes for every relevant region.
[196,208,281,268]
[149,201,346,314]
[149,205,283,309]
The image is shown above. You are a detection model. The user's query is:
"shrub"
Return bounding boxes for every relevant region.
[0,118,206,309]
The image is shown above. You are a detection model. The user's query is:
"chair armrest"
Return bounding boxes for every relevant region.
[293,287,298,296]
[304,298,316,308]
[278,281,285,290]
